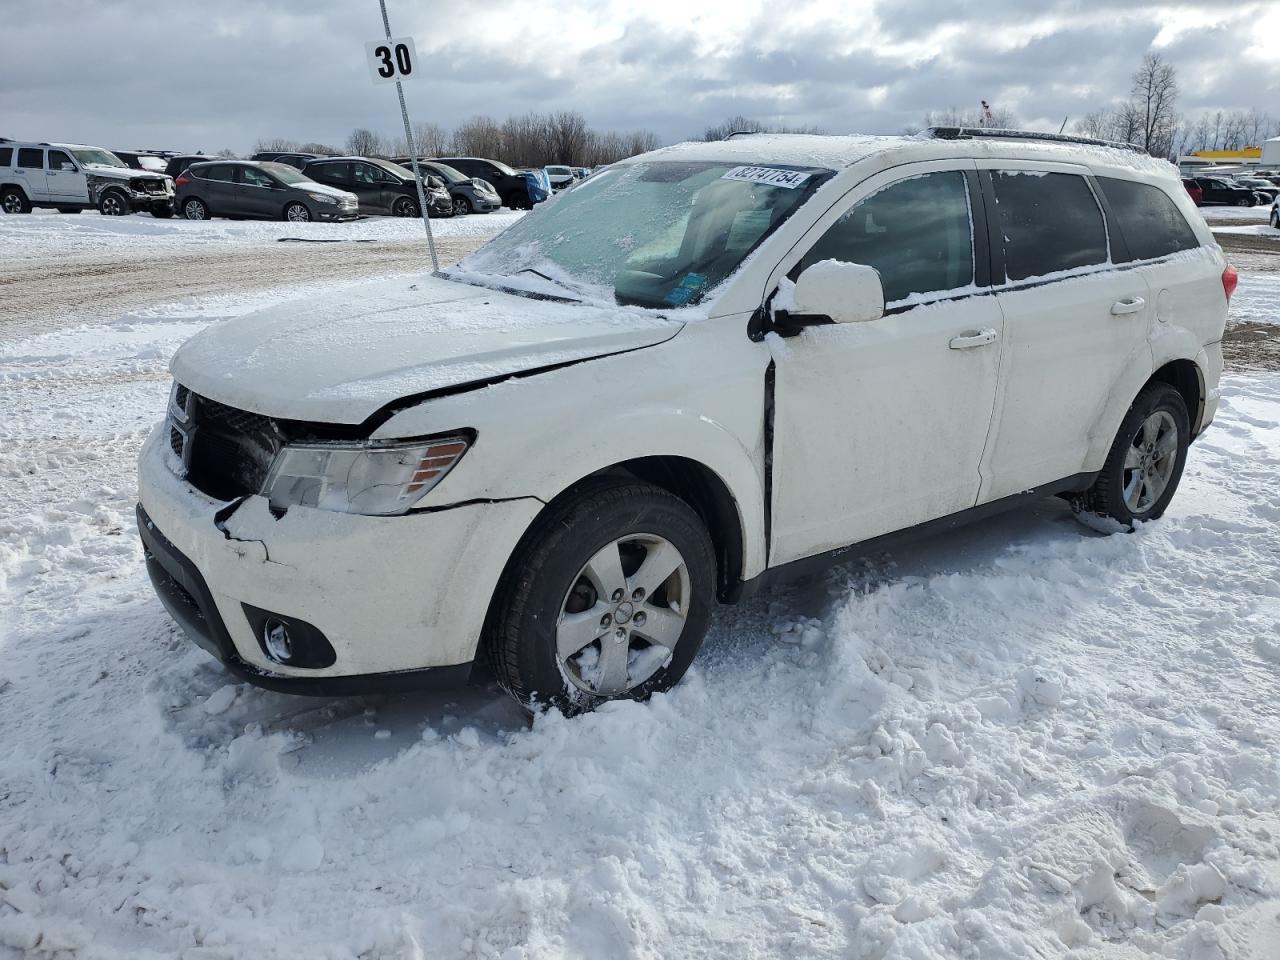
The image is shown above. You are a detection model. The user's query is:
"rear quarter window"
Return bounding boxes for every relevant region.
[1097,177,1200,262]
[17,148,43,169]
[990,171,1109,282]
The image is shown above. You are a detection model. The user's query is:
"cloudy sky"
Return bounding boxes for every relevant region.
[4,0,1278,153]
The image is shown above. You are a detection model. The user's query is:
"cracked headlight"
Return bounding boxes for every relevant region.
[264,437,470,516]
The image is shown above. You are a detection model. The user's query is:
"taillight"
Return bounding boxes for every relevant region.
[1222,264,1239,301]
[175,173,191,187]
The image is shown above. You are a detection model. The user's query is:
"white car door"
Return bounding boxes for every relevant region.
[975,162,1154,502]
[766,162,1006,565]
[44,148,88,203]
[13,146,51,203]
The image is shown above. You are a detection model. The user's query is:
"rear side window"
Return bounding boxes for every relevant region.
[0,147,12,166]
[801,170,975,303]
[203,164,237,182]
[1098,177,1200,262]
[17,148,42,169]
[991,171,1108,282]
[309,162,349,184]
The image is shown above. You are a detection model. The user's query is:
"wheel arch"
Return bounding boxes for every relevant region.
[1147,358,1204,434]
[0,183,29,199]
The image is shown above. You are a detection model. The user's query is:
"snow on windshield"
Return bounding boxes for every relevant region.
[454,160,830,309]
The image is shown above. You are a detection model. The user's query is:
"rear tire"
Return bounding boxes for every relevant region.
[2,188,32,214]
[98,191,129,216]
[182,197,209,220]
[1271,209,1279,229]
[1070,382,1190,532]
[485,480,716,715]
[283,202,311,223]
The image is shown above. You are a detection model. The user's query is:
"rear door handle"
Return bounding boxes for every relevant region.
[1111,296,1146,316]
[949,329,999,350]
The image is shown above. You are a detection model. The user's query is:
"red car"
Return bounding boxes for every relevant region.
[1182,178,1204,206]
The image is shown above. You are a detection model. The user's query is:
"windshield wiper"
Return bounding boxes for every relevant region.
[512,268,586,301]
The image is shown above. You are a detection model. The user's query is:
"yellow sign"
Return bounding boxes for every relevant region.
[1193,148,1263,159]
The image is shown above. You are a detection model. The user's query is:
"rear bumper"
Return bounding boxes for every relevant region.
[136,426,540,694]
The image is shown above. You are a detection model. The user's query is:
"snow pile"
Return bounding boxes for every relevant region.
[0,209,524,261]
[1,277,1279,958]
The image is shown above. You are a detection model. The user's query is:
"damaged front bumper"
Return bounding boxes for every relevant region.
[136,426,541,694]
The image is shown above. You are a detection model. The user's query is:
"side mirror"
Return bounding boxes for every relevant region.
[782,260,885,326]
[60,162,77,172]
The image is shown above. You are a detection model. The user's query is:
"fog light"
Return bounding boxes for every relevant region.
[262,618,293,663]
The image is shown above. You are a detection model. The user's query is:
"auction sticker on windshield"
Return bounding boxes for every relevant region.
[720,166,812,189]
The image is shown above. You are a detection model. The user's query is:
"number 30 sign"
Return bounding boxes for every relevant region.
[365,37,418,84]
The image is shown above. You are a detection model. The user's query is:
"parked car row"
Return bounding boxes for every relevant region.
[1181,174,1276,207]
[0,137,534,221]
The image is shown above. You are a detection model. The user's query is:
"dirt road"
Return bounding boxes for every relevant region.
[0,236,487,339]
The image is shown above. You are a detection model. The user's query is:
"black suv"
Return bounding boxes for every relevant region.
[433,157,550,209]
[1193,177,1262,207]
[303,157,453,217]
[165,155,214,178]
[250,152,323,170]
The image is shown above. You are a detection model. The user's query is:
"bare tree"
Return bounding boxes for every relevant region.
[548,110,589,163]
[1131,52,1178,156]
[345,128,386,157]
[252,137,298,154]
[297,141,341,156]
[451,115,505,159]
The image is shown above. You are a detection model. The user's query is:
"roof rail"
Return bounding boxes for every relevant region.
[926,126,1146,154]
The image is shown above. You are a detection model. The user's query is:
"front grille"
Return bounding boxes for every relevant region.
[131,177,166,194]
[167,389,284,501]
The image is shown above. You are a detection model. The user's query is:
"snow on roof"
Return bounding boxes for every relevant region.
[634,134,911,169]
[625,132,1177,180]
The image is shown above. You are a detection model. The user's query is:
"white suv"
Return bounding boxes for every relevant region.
[0,140,174,217]
[138,129,1232,712]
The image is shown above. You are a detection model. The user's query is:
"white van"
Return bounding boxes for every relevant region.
[0,140,174,216]
[138,129,1232,713]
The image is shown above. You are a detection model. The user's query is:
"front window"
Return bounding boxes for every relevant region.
[70,148,126,168]
[801,171,975,304]
[454,160,830,308]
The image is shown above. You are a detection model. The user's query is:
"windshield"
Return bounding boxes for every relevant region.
[261,163,310,185]
[547,166,572,176]
[369,158,412,180]
[423,162,466,184]
[71,148,126,168]
[455,160,829,309]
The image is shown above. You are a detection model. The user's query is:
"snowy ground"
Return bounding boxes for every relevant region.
[1198,205,1272,223]
[2,226,1280,958]
[0,209,525,262]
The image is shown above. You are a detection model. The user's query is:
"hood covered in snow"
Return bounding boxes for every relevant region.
[300,182,357,202]
[170,275,682,424]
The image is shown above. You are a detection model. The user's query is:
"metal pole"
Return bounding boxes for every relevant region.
[378,0,439,274]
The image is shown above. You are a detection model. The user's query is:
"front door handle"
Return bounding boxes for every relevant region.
[949,328,999,350]
[1111,296,1146,316]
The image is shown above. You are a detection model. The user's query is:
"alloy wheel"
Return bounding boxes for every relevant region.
[1,193,22,214]
[1122,410,1178,513]
[184,200,207,220]
[286,203,311,222]
[101,195,125,216]
[453,197,470,216]
[394,198,417,217]
[555,534,690,697]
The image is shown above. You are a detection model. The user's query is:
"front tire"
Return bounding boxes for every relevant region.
[99,191,130,216]
[1071,382,1189,531]
[151,203,174,219]
[284,201,312,223]
[1,188,31,214]
[1270,209,1279,229]
[486,481,716,715]
[392,196,419,218]
[453,195,472,216]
